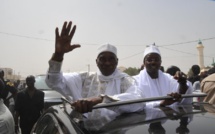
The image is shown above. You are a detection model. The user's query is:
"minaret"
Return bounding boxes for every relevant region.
[196,40,205,69]
[212,58,215,67]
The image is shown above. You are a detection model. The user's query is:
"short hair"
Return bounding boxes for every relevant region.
[26,75,35,81]
[191,65,200,75]
[166,65,180,76]
[0,69,4,74]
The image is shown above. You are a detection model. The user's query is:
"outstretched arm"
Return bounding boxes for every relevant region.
[51,21,80,62]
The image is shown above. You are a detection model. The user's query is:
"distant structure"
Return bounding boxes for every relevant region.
[196,40,205,69]
[0,67,21,81]
[212,58,215,67]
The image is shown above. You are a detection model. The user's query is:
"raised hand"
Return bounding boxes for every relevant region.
[174,71,187,81]
[52,21,80,61]
[160,92,182,106]
[174,71,188,94]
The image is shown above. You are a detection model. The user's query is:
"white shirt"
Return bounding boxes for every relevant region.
[0,99,15,134]
[134,69,193,107]
[45,60,145,114]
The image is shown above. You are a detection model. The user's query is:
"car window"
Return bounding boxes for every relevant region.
[34,75,51,90]
[32,113,68,134]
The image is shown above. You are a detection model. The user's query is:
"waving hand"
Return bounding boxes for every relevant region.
[52,21,80,61]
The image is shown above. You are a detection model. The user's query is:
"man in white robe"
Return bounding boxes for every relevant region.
[0,76,15,134]
[134,44,193,107]
[45,21,144,116]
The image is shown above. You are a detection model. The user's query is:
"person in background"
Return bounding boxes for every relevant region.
[201,68,215,104]
[134,44,193,107]
[192,67,215,92]
[188,65,200,85]
[206,67,215,76]
[45,21,144,114]
[0,71,15,134]
[0,70,17,117]
[14,75,44,134]
[166,65,181,77]
[14,79,24,92]
[160,66,165,72]
[166,65,195,92]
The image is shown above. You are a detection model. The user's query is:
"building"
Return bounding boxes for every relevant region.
[196,40,205,69]
[0,67,21,82]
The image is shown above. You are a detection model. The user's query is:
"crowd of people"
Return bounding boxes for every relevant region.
[0,70,44,134]
[1,20,215,134]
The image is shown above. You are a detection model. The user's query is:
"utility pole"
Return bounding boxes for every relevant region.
[87,64,90,73]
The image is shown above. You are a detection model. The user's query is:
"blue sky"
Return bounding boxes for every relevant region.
[0,0,215,78]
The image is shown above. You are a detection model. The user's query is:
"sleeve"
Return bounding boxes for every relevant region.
[145,101,162,108]
[8,86,18,95]
[106,76,145,113]
[40,91,45,110]
[45,60,84,101]
[179,81,193,104]
[167,74,180,93]
[14,93,21,112]
[193,81,200,91]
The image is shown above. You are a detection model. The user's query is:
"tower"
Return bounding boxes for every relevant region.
[212,58,215,67]
[196,40,205,69]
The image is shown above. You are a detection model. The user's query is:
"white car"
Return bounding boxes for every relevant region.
[34,75,64,110]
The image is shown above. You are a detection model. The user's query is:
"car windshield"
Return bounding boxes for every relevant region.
[34,75,51,90]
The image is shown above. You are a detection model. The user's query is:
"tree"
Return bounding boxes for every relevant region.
[123,67,140,76]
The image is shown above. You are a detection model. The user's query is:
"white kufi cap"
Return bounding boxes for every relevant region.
[97,43,117,57]
[143,43,161,59]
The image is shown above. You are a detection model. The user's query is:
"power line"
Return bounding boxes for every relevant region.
[0,31,54,42]
[160,46,213,59]
[120,38,215,61]
[1,31,215,46]
[159,37,215,47]
[0,31,215,60]
[120,51,143,61]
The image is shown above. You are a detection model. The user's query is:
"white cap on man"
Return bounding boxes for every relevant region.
[143,43,161,59]
[97,43,117,57]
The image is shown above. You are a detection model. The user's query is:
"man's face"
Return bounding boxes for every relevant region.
[96,52,118,76]
[26,77,35,87]
[144,53,161,74]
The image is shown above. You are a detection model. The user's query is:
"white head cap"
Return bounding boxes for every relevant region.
[97,43,117,57]
[143,43,161,59]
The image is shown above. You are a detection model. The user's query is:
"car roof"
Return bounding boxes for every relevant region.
[39,102,215,134]
[34,75,51,90]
